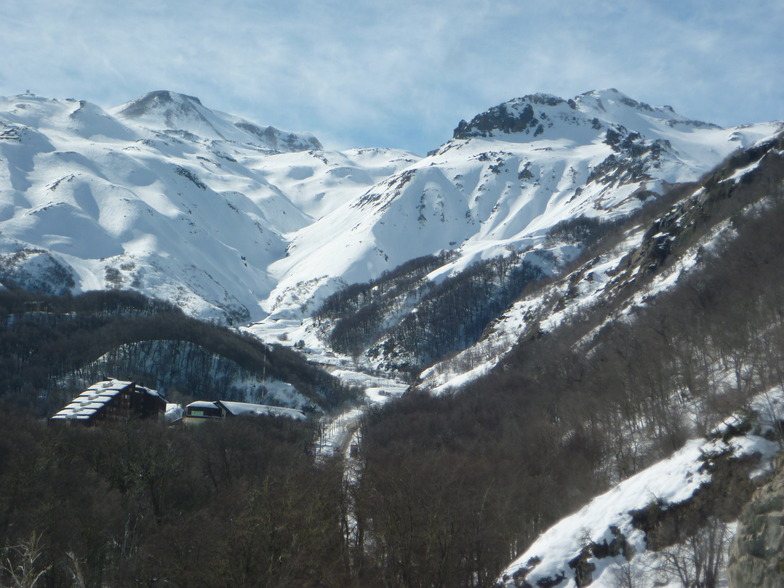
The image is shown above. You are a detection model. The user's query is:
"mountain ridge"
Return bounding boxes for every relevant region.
[260,88,779,326]
[452,88,720,143]
[0,88,781,336]
[0,91,418,322]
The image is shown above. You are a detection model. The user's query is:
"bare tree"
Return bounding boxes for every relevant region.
[610,561,643,588]
[1,532,51,588]
[659,517,731,588]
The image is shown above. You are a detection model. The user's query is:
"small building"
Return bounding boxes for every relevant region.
[50,379,167,425]
[183,399,305,425]
[182,400,224,422]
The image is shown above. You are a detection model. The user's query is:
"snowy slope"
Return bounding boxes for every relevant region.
[0,92,416,322]
[419,130,784,393]
[258,89,781,321]
[497,388,784,588]
[113,90,323,152]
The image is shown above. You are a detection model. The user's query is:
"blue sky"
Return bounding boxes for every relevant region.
[2,0,782,155]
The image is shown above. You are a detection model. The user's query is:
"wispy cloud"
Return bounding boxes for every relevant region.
[1,0,782,154]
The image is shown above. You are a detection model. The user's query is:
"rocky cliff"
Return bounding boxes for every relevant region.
[729,455,784,587]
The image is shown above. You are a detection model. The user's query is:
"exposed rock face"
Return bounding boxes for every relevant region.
[0,248,77,295]
[729,457,784,587]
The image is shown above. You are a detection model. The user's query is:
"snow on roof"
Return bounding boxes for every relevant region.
[185,400,219,410]
[50,414,92,421]
[165,403,184,423]
[50,379,162,421]
[136,384,161,397]
[217,400,306,420]
[51,379,132,419]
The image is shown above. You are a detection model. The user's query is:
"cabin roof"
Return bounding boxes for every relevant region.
[183,400,305,420]
[217,400,306,420]
[186,400,221,410]
[50,379,163,421]
[51,379,132,420]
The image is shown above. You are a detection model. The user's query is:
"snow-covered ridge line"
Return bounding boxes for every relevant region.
[453,88,719,144]
[113,90,323,151]
[259,91,779,332]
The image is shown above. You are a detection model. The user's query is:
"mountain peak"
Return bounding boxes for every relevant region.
[114,90,220,136]
[452,89,719,143]
[573,88,672,118]
[113,90,322,152]
[116,90,204,120]
[452,93,572,140]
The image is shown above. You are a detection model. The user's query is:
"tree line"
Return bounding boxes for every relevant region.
[0,416,353,587]
[0,289,358,416]
[320,252,544,377]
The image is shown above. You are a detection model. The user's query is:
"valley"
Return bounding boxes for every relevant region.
[1,87,783,587]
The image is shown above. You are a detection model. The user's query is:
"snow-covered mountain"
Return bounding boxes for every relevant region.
[259,89,779,323]
[242,91,782,380]
[113,90,323,152]
[0,91,416,323]
[0,88,780,336]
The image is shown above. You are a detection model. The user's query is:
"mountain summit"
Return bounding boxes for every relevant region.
[0,91,414,322]
[115,90,322,151]
[453,88,717,142]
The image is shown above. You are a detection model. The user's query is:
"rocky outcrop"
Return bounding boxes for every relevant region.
[728,456,784,587]
[0,248,77,295]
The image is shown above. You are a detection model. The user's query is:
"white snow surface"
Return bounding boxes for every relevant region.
[0,91,416,322]
[498,388,784,587]
[1,89,780,327]
[165,403,184,423]
[259,90,780,319]
[218,400,306,420]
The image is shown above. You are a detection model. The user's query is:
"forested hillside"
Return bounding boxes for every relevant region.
[0,416,352,586]
[316,251,544,375]
[350,135,784,586]
[0,289,358,416]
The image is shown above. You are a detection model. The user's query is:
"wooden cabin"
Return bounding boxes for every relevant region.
[50,379,167,425]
